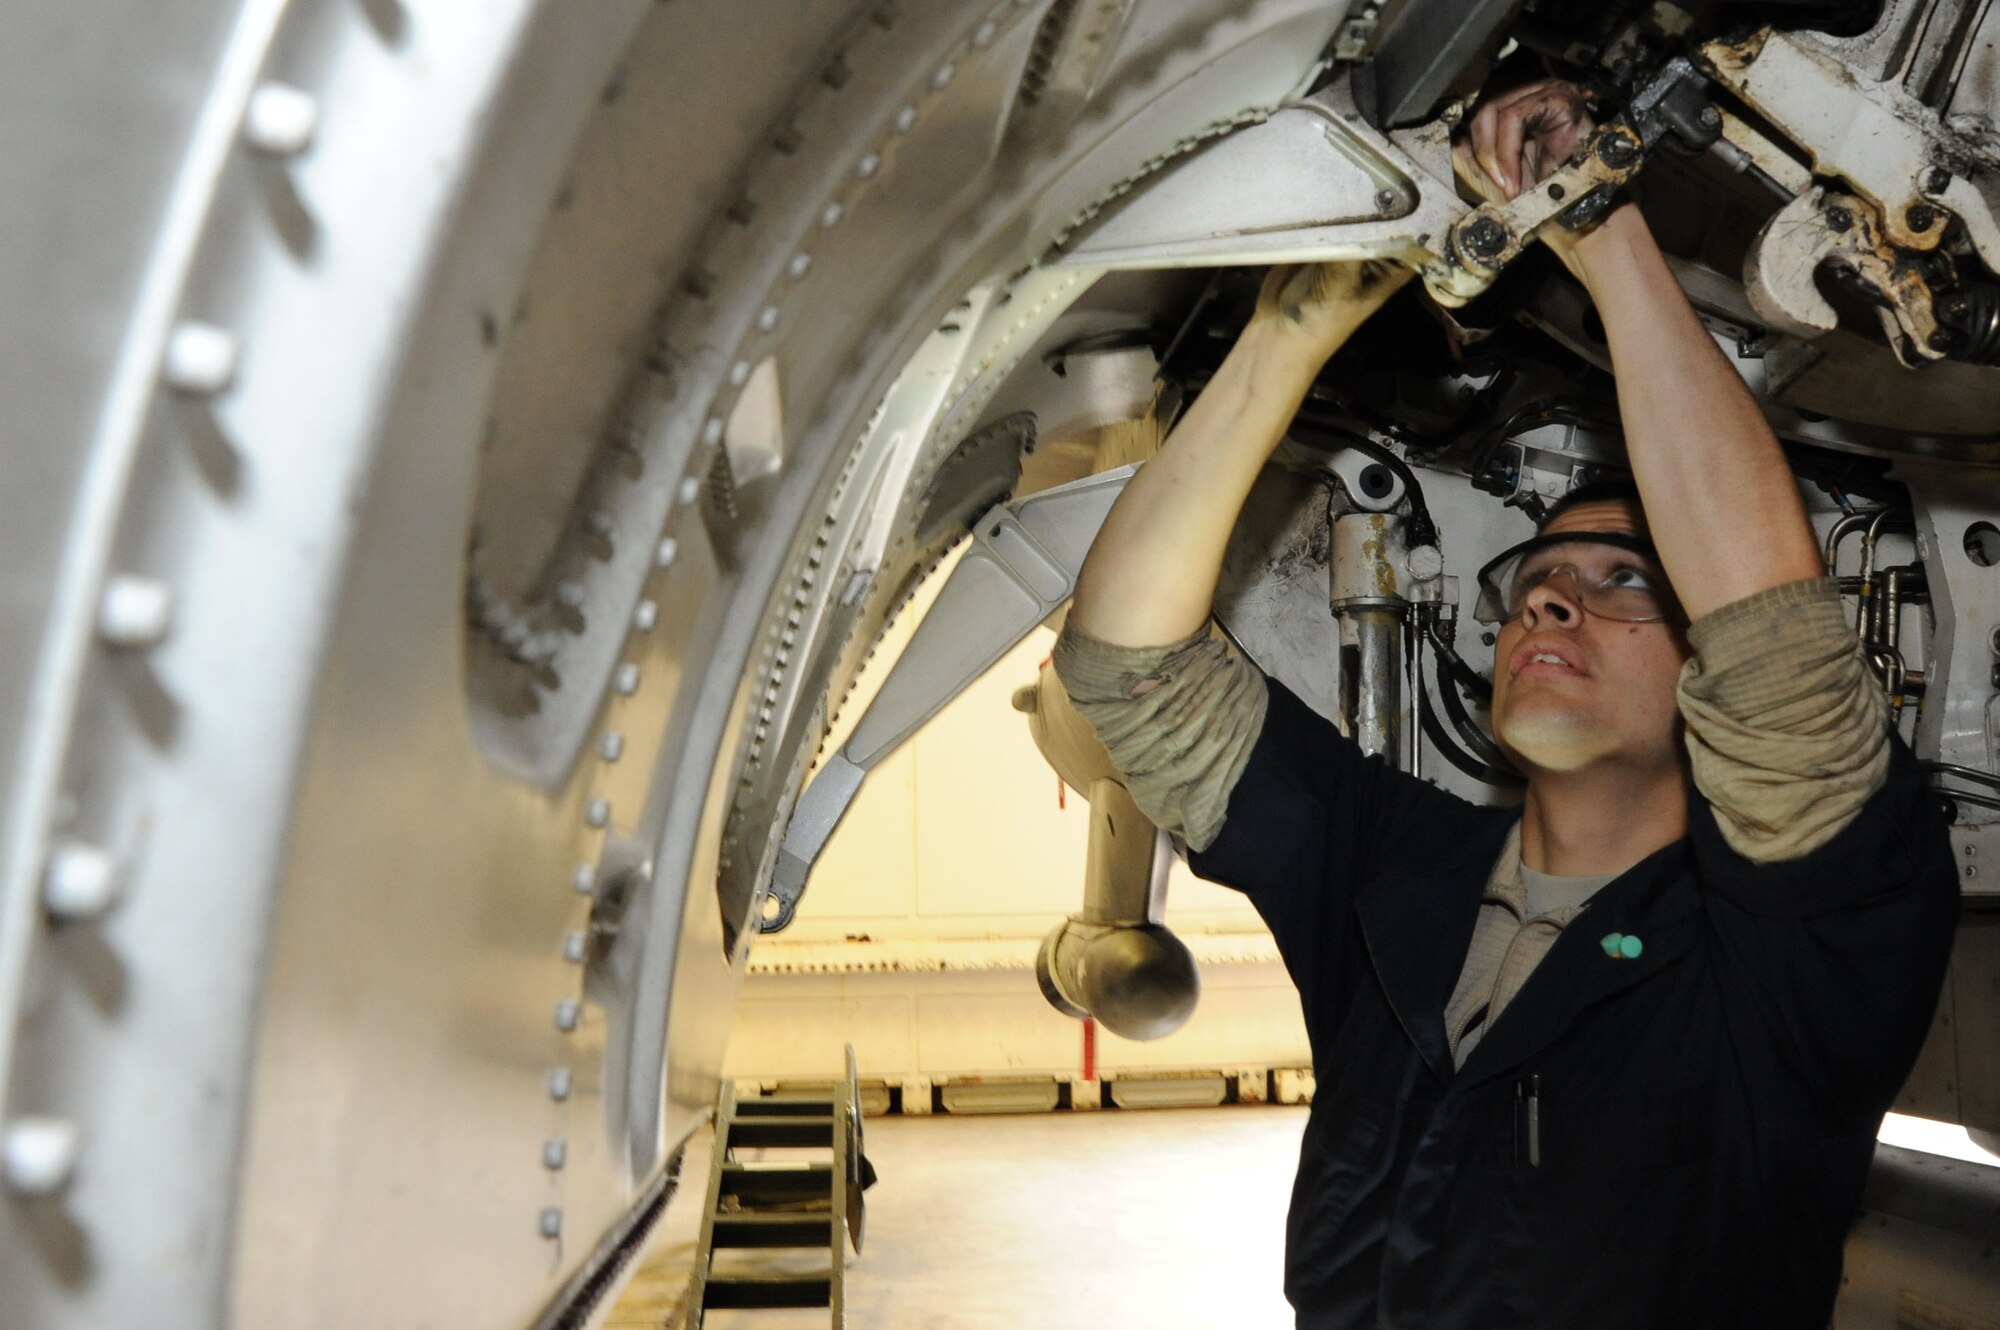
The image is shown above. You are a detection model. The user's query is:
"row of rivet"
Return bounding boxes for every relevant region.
[6,69,337,1203]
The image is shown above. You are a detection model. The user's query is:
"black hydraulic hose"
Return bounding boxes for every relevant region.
[1423,618,1495,703]
[1417,630,1523,787]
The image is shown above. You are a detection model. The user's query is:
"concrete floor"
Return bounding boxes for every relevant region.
[608,1105,1306,1329]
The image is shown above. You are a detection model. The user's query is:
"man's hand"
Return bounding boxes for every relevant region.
[1252,260,1411,368]
[1456,79,1596,202]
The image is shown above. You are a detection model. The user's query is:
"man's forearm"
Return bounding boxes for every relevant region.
[1562,208,1823,619]
[1067,323,1326,646]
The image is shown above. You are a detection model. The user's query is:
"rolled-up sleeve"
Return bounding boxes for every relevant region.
[1677,577,1889,863]
[1050,622,1268,852]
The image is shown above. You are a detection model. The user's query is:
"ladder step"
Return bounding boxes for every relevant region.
[719,1162,834,1205]
[726,1116,835,1148]
[701,1273,834,1310]
[710,1213,836,1248]
[735,1096,835,1116]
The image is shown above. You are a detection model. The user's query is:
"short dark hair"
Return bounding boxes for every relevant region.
[1537,477,1643,533]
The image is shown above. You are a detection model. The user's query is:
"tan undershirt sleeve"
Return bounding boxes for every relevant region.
[1050,622,1269,853]
[1677,577,1889,864]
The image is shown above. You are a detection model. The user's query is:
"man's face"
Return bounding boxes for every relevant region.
[1488,499,1692,776]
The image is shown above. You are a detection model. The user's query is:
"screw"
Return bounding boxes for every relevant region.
[243,82,320,157]
[42,842,125,920]
[1697,104,1721,129]
[633,599,658,632]
[539,1207,562,1238]
[678,477,702,505]
[572,863,596,894]
[656,537,679,569]
[1907,203,1939,231]
[1547,182,1565,202]
[599,731,625,762]
[1825,206,1852,232]
[1462,217,1508,260]
[789,253,813,281]
[1965,844,1978,857]
[3,1117,81,1197]
[554,1000,580,1032]
[1481,631,1496,646]
[548,1068,574,1101]
[1926,166,1952,194]
[543,1139,567,1170]
[612,663,640,695]
[585,798,610,828]
[1373,188,1399,214]
[97,575,175,648]
[563,931,587,963]
[162,321,241,397]
[1929,329,1955,353]
[1597,131,1640,169]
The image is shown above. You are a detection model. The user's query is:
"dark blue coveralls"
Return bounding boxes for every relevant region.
[1187,680,1959,1329]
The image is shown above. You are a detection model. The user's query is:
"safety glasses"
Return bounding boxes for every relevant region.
[1473,531,1681,626]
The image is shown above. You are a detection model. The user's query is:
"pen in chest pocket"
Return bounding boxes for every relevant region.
[1516,1075,1543,1168]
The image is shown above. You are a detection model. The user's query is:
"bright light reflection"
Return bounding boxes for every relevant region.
[1877,1112,1999,1165]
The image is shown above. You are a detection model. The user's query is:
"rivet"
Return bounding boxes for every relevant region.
[243,82,321,157]
[895,105,917,134]
[656,537,679,569]
[857,152,881,179]
[572,863,597,894]
[587,510,615,538]
[162,321,241,397]
[601,734,627,768]
[729,360,751,387]
[820,202,845,229]
[1967,844,1979,857]
[933,64,955,89]
[974,20,997,46]
[1968,865,1979,879]
[789,253,813,281]
[539,1207,562,1238]
[679,477,702,505]
[548,1067,574,1100]
[556,581,586,609]
[42,842,124,920]
[702,417,724,447]
[613,663,640,695]
[563,931,587,963]
[633,599,658,632]
[585,798,611,827]
[543,1138,568,1170]
[554,1000,581,1031]
[97,575,176,648]
[757,305,781,333]
[3,1117,81,1197]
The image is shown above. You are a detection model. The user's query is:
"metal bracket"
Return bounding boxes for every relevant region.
[761,466,1137,931]
[1745,186,1947,366]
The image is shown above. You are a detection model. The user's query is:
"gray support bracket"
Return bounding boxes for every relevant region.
[762,465,1136,930]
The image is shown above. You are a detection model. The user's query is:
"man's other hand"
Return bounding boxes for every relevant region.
[1251,260,1411,367]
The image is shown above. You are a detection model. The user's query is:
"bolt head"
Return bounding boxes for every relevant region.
[1906,203,1939,231]
[554,1000,581,1032]
[1929,329,1955,352]
[243,82,320,157]
[1825,206,1852,232]
[548,1067,574,1100]
[97,575,176,648]
[1462,216,1508,260]
[539,1207,562,1238]
[42,842,125,920]
[1596,131,1640,169]
[3,1117,81,1197]
[163,321,240,397]
[1697,104,1721,128]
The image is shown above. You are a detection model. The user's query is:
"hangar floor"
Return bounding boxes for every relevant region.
[610,1104,1304,1328]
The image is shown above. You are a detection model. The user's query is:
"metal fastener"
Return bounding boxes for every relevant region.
[587,510,615,539]
[1825,206,1852,232]
[97,575,176,648]
[820,202,845,230]
[656,537,679,569]
[1462,216,1508,260]
[789,253,813,281]
[600,731,625,762]
[613,663,640,695]
[42,842,125,920]
[543,1139,567,1170]
[3,1117,81,1197]
[539,1207,562,1238]
[633,599,658,632]
[548,1068,574,1101]
[857,152,881,179]
[162,321,241,397]
[933,64,955,89]
[1697,104,1720,129]
[563,931,587,963]
[894,105,917,134]
[1926,166,1953,194]
[1906,203,1939,232]
[555,581,586,609]
[1596,131,1640,169]
[572,863,596,894]
[554,1000,581,1032]
[729,360,751,387]
[973,20,997,45]
[757,305,781,333]
[1929,329,1955,353]
[1373,188,1399,214]
[243,82,321,157]
[585,798,611,828]
[702,417,723,447]
[678,477,702,505]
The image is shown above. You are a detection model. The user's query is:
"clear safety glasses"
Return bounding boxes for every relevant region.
[1473,531,1681,626]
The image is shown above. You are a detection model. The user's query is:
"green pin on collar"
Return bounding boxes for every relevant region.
[1601,932,1643,959]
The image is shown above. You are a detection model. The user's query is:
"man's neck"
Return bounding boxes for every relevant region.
[1518,761,1689,877]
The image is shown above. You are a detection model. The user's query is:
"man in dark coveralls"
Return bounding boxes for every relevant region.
[1046,80,1959,1326]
